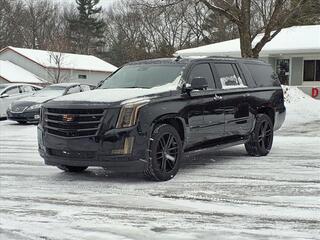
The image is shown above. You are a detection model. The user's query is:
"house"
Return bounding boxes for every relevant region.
[175,25,320,99]
[0,60,45,84]
[0,46,118,86]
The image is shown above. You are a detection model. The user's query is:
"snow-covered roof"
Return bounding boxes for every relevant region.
[0,60,45,84]
[176,25,320,57]
[0,46,118,73]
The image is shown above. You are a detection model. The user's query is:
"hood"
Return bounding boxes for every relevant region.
[49,85,178,105]
[15,95,57,104]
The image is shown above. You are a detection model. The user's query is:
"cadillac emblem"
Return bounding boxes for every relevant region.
[63,114,75,122]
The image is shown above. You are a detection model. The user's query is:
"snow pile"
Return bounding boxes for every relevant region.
[282,85,320,127]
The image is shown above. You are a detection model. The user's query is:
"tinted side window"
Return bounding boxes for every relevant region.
[5,87,20,96]
[81,85,91,92]
[189,63,215,89]
[215,63,246,89]
[33,86,41,91]
[22,85,33,92]
[245,64,280,87]
[66,86,81,94]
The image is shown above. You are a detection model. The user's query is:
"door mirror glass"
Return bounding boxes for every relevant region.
[191,77,208,90]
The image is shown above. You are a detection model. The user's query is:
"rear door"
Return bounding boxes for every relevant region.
[213,62,251,136]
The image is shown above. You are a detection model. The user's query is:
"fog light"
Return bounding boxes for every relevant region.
[111,137,134,155]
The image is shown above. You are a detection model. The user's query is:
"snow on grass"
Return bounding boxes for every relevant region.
[282,85,320,127]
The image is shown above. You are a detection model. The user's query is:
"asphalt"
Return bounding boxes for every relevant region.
[0,120,319,240]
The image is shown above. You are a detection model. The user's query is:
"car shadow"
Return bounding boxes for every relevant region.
[50,146,249,183]
[51,168,149,183]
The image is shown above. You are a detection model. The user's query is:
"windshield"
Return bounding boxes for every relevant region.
[100,64,184,89]
[34,85,66,97]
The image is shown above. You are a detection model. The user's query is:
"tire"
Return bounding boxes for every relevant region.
[144,124,183,181]
[245,114,274,156]
[57,165,88,173]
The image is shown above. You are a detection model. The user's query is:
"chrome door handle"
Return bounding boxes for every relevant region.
[213,94,222,101]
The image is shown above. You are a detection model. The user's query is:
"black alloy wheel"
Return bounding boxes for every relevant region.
[258,120,273,151]
[145,124,182,181]
[245,114,274,156]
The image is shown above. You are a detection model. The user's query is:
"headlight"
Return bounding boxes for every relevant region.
[28,104,42,111]
[116,98,150,128]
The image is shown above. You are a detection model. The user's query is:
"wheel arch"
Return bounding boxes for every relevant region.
[257,106,275,125]
[150,114,186,143]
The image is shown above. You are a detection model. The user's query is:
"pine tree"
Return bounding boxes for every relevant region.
[68,0,105,55]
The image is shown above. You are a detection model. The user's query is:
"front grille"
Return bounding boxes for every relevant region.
[44,108,105,138]
[11,105,28,113]
[48,148,96,159]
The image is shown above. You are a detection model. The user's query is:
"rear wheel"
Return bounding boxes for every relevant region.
[245,114,274,156]
[144,124,182,181]
[57,165,88,173]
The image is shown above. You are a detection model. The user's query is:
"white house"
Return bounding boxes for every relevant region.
[0,60,45,84]
[0,46,118,86]
[176,25,320,99]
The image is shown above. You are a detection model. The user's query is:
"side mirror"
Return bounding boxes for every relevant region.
[0,94,9,98]
[191,77,208,90]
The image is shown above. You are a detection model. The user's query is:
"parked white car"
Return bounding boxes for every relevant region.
[0,83,42,119]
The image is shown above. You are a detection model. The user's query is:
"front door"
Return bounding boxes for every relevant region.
[186,62,225,147]
[0,86,22,117]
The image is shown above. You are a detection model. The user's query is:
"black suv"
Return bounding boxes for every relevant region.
[38,57,286,181]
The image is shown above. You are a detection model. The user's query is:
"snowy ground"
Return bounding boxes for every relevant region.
[0,87,320,240]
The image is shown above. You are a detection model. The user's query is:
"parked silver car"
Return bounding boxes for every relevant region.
[0,83,42,119]
[7,83,93,124]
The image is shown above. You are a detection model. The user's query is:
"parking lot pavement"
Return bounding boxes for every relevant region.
[0,120,319,240]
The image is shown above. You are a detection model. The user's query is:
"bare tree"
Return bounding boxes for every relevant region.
[46,35,74,83]
[151,0,311,58]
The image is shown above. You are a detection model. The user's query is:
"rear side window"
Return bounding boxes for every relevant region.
[245,64,280,87]
[215,63,246,89]
[189,63,215,89]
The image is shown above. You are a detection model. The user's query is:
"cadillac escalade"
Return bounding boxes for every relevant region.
[38,57,286,181]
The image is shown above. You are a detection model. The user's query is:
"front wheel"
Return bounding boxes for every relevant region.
[144,124,183,181]
[57,165,88,172]
[245,114,274,156]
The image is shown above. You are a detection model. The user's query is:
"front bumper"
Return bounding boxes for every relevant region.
[7,109,40,122]
[38,126,150,172]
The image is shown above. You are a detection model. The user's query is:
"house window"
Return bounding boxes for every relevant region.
[78,74,87,79]
[304,60,320,82]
